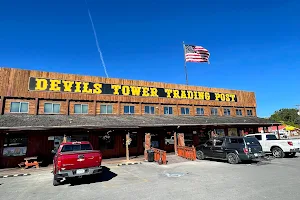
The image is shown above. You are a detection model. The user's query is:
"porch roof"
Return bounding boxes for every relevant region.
[0,114,281,131]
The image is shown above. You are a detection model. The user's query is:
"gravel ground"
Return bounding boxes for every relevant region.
[1,155,300,200]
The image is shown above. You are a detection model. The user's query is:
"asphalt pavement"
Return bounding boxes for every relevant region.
[1,155,300,200]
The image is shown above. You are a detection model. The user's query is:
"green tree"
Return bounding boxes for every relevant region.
[270,108,300,127]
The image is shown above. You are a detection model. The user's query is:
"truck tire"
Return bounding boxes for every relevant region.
[227,153,239,164]
[196,150,205,160]
[271,147,285,158]
[53,177,60,186]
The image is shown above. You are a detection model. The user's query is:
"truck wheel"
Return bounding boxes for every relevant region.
[227,153,239,164]
[196,150,205,160]
[53,177,60,186]
[271,147,285,158]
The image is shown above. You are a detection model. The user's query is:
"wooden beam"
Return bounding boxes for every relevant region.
[117,101,121,115]
[0,96,4,115]
[66,99,70,115]
[34,98,39,115]
[139,102,142,115]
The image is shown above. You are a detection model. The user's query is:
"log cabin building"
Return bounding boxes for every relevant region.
[0,67,279,168]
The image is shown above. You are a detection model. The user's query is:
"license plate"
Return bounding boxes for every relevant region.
[76,169,85,174]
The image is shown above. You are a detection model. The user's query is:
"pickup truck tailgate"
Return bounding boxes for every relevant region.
[60,150,101,170]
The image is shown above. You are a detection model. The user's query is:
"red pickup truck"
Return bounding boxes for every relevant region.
[52,141,102,186]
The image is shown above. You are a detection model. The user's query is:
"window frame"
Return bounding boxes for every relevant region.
[211,108,218,116]
[44,102,61,114]
[10,102,29,113]
[100,104,113,114]
[196,107,204,115]
[124,105,135,114]
[163,106,173,115]
[236,109,243,116]
[180,107,190,115]
[74,104,89,114]
[223,108,231,116]
[247,109,253,116]
[144,105,155,114]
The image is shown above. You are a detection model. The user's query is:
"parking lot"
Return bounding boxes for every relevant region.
[1,155,300,200]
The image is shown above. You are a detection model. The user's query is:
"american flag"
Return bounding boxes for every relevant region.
[184,44,210,63]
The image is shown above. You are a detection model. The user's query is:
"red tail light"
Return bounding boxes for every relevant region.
[288,141,293,146]
[57,156,62,171]
[243,148,249,154]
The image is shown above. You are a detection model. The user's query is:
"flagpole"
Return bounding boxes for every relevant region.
[183,41,188,85]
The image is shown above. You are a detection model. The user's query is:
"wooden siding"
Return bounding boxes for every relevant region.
[0,68,256,108]
[4,98,36,114]
[39,100,67,115]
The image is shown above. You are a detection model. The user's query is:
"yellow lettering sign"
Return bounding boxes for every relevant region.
[49,79,61,91]
[35,78,48,90]
[93,83,102,94]
[180,90,187,99]
[74,81,82,93]
[111,85,121,95]
[82,82,92,93]
[142,87,150,97]
[62,80,74,92]
[164,89,173,98]
[198,92,204,100]
[187,91,193,99]
[205,92,210,100]
[121,85,130,95]
[173,90,180,98]
[130,86,141,96]
[150,88,158,97]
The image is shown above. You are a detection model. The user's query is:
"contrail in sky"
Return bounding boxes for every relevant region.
[84,0,109,78]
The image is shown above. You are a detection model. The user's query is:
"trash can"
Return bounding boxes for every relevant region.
[147,149,154,162]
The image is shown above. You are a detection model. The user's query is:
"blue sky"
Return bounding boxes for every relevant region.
[0,0,299,117]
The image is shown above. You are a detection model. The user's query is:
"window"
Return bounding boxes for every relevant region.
[247,109,253,116]
[164,106,173,115]
[44,103,60,114]
[224,108,231,116]
[61,144,92,152]
[215,138,224,146]
[99,133,115,150]
[3,135,28,156]
[236,109,242,116]
[250,135,262,141]
[124,105,135,114]
[196,108,204,115]
[74,104,88,114]
[244,137,260,145]
[100,105,113,114]
[211,108,218,115]
[10,102,29,113]
[181,107,190,115]
[266,134,278,140]
[145,106,155,114]
[229,138,244,144]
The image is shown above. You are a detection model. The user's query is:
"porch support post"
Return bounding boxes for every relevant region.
[276,125,280,139]
[126,132,130,161]
[174,131,178,155]
[144,133,151,161]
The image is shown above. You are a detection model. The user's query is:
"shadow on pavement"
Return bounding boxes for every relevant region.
[59,166,117,186]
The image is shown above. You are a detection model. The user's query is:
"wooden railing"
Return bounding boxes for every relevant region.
[151,148,167,165]
[177,146,196,161]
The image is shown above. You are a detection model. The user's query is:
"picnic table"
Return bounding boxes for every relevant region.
[18,156,40,169]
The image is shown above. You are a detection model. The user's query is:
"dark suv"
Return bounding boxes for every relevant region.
[196,136,264,164]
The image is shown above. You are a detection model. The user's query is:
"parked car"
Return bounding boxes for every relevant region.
[245,133,299,158]
[195,136,264,164]
[52,141,102,186]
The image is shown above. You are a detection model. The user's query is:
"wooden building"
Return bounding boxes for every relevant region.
[0,67,279,168]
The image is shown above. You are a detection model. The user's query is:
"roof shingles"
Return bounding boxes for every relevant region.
[0,114,280,130]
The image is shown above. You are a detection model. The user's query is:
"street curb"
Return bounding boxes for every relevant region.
[117,162,142,166]
[0,173,31,178]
